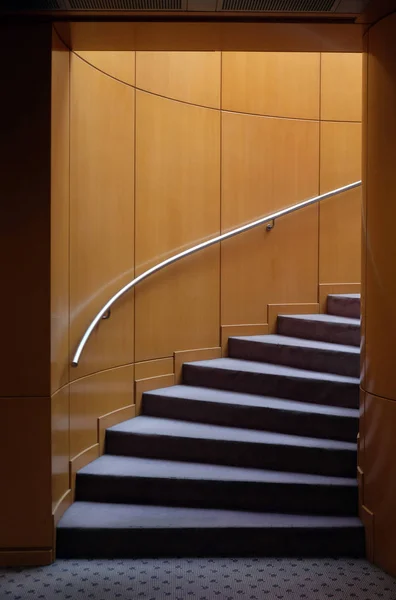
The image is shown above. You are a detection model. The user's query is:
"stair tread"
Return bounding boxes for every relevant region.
[80,455,357,486]
[145,385,359,418]
[109,416,356,450]
[328,294,360,300]
[58,501,363,530]
[230,334,359,354]
[280,314,360,325]
[185,357,359,384]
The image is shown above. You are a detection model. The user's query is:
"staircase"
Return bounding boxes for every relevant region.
[57,294,364,558]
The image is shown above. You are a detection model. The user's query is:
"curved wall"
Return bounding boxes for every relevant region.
[50,42,363,528]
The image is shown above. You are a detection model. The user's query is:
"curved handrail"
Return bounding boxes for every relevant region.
[72,180,362,367]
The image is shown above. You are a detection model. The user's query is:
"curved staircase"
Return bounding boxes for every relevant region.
[57,294,364,558]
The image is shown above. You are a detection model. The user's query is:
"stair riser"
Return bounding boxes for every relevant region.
[143,394,358,442]
[228,338,359,378]
[106,432,357,477]
[277,318,360,347]
[76,474,358,516]
[327,297,360,319]
[182,364,359,409]
[57,526,365,558]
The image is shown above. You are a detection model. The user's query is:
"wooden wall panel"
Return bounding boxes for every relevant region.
[0,24,52,398]
[51,31,70,395]
[75,50,135,85]
[319,122,362,284]
[136,51,221,107]
[0,397,52,548]
[135,91,220,361]
[69,55,135,381]
[69,364,134,459]
[221,112,319,326]
[321,53,363,122]
[57,22,363,53]
[222,52,320,119]
[51,385,70,512]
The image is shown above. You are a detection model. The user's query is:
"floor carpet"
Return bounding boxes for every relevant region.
[1,558,395,599]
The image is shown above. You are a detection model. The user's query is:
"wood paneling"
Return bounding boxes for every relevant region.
[321,53,363,122]
[75,50,135,85]
[51,31,70,394]
[0,24,52,397]
[69,443,100,499]
[136,51,221,107]
[136,374,175,414]
[56,22,363,53]
[0,397,52,549]
[222,52,320,119]
[364,12,396,400]
[0,550,53,568]
[135,91,220,362]
[267,303,319,334]
[319,121,362,284]
[135,358,174,380]
[69,364,135,459]
[221,111,319,326]
[69,54,135,380]
[221,325,268,356]
[51,386,70,513]
[174,347,222,384]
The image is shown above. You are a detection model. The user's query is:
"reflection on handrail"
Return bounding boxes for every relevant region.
[72,180,362,367]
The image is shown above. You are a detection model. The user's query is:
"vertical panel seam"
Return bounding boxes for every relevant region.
[133,51,137,371]
[219,51,223,345]
[318,52,322,303]
[67,47,72,487]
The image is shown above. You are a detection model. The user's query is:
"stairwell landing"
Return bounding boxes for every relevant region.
[57,294,363,558]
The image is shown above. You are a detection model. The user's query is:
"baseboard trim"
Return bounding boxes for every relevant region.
[98,404,136,454]
[0,549,53,567]
[319,283,361,313]
[267,303,319,334]
[69,443,100,499]
[52,488,72,526]
[221,324,268,357]
[135,373,175,414]
[361,504,374,563]
[174,347,221,384]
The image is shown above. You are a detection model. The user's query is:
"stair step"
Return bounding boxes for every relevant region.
[76,455,358,515]
[277,314,360,347]
[106,416,357,477]
[182,358,359,409]
[57,502,365,558]
[143,385,358,442]
[228,334,359,377]
[327,294,361,319]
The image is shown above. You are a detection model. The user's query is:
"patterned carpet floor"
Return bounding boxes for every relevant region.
[1,557,396,599]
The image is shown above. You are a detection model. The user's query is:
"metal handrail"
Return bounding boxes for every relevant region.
[72,180,362,367]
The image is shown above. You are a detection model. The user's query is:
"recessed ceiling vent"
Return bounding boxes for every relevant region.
[220,0,336,11]
[68,0,183,7]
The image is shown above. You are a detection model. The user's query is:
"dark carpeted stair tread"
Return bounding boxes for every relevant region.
[184,358,358,384]
[228,334,359,377]
[57,502,365,558]
[108,416,356,451]
[182,358,358,408]
[79,454,357,486]
[144,385,359,418]
[277,313,360,346]
[142,385,359,442]
[327,294,361,319]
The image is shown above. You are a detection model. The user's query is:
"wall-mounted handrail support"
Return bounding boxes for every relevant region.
[71,181,362,367]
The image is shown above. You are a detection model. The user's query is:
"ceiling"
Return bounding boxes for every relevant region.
[0,0,371,18]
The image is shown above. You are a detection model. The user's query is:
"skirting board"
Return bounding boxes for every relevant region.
[221,324,268,357]
[69,443,100,499]
[361,504,374,563]
[135,373,175,414]
[52,488,72,527]
[135,357,174,380]
[0,549,53,567]
[267,303,319,334]
[174,347,221,384]
[98,404,136,454]
[319,283,361,313]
